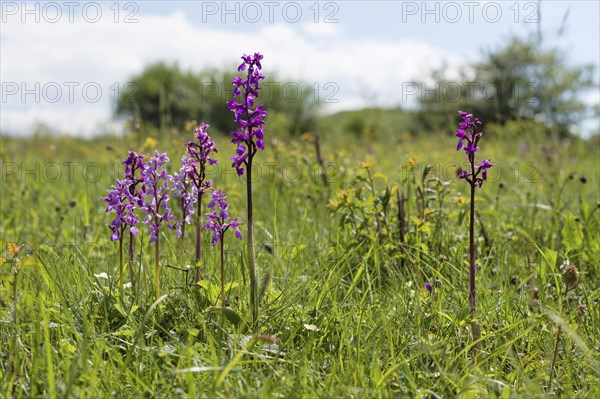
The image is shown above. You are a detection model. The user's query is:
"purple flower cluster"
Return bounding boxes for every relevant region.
[104,178,140,241]
[455,111,493,187]
[171,123,219,237]
[171,158,197,237]
[140,150,176,243]
[227,53,268,176]
[104,149,146,241]
[204,190,243,247]
[186,123,219,168]
[184,123,217,196]
[123,149,146,184]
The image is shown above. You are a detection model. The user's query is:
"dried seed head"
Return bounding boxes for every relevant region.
[576,304,588,317]
[7,242,20,257]
[579,176,587,184]
[69,200,78,208]
[562,263,579,288]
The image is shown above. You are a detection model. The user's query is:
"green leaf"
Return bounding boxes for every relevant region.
[114,303,127,317]
[223,282,240,291]
[197,280,221,303]
[206,307,249,330]
[562,212,583,253]
[372,172,388,184]
[539,246,558,285]
[114,303,139,318]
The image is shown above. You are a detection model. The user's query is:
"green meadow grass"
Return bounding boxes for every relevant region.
[0,125,598,398]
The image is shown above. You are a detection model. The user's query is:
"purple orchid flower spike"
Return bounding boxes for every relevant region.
[227,53,268,176]
[227,52,267,323]
[104,149,147,292]
[140,150,175,299]
[171,158,196,238]
[204,189,243,308]
[456,111,492,187]
[104,178,140,241]
[141,150,176,243]
[204,190,243,247]
[453,110,493,352]
[172,122,219,281]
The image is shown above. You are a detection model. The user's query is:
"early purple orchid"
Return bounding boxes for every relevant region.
[171,122,219,281]
[456,111,493,187]
[227,52,267,322]
[104,149,146,291]
[204,190,243,247]
[204,189,243,308]
[140,150,175,299]
[171,158,197,239]
[227,53,268,176]
[454,110,493,351]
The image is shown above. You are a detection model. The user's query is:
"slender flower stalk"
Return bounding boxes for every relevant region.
[227,53,267,323]
[205,190,243,308]
[455,110,493,351]
[171,159,195,240]
[122,149,146,283]
[141,150,175,299]
[104,160,143,294]
[549,263,580,390]
[104,150,146,293]
[181,123,218,282]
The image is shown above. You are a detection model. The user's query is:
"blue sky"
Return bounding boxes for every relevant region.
[1,1,598,136]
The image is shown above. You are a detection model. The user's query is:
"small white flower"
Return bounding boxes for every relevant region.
[405,280,413,288]
[304,324,320,331]
[185,264,191,270]
[123,282,132,289]
[94,272,108,279]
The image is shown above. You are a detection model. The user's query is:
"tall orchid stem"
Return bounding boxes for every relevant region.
[195,196,203,282]
[220,237,225,308]
[128,231,136,287]
[469,157,481,352]
[246,154,258,324]
[119,236,124,296]
[155,237,160,300]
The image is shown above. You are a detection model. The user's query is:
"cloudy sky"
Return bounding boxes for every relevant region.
[1,1,599,136]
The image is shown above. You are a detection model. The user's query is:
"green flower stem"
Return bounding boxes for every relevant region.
[155,237,160,300]
[220,236,225,308]
[469,169,480,350]
[119,236,124,296]
[195,197,203,282]
[246,156,258,324]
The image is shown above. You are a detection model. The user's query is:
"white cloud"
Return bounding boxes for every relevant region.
[1,8,466,136]
[301,21,343,38]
